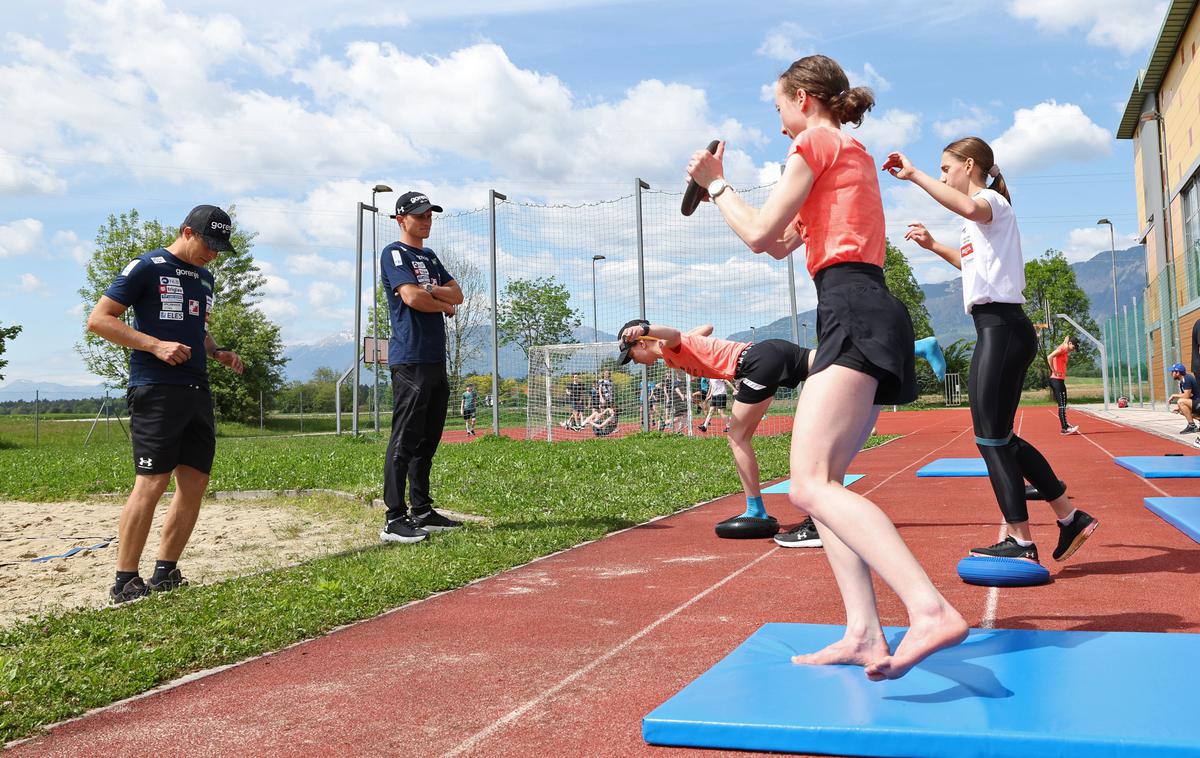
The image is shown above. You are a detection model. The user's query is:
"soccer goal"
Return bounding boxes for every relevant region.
[526,342,699,441]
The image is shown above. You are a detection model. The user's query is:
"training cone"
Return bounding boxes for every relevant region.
[715,515,779,539]
[956,556,1050,587]
[1024,480,1066,501]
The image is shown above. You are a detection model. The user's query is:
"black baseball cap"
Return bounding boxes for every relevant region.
[182,205,236,253]
[617,318,651,365]
[393,191,443,217]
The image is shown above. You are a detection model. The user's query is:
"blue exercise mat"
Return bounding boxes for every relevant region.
[1144,497,1200,543]
[1115,455,1200,478]
[643,623,1200,757]
[916,457,988,477]
[761,475,863,494]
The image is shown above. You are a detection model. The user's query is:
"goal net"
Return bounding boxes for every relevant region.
[526,342,703,441]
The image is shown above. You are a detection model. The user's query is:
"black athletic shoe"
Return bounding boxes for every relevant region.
[773,517,823,548]
[969,536,1039,562]
[379,517,429,544]
[1180,423,1197,434]
[147,568,189,593]
[413,509,463,532]
[1053,510,1098,562]
[698,424,708,432]
[110,576,149,604]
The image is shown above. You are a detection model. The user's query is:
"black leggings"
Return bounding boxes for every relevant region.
[1048,378,1069,430]
[968,304,1065,523]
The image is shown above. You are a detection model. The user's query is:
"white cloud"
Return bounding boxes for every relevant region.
[760,82,777,103]
[0,149,65,195]
[881,182,964,279]
[933,105,997,140]
[991,101,1112,174]
[307,281,344,308]
[850,109,921,152]
[66,302,86,317]
[848,63,891,92]
[1062,225,1139,263]
[18,273,47,294]
[1009,0,1169,56]
[0,219,44,258]
[51,230,91,265]
[756,22,813,62]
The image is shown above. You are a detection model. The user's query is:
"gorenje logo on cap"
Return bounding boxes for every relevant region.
[409,195,429,206]
[210,221,232,234]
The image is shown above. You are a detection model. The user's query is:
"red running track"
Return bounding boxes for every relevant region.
[11,408,1200,757]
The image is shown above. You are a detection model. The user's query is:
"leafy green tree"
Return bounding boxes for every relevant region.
[1023,250,1097,389]
[883,240,933,338]
[75,208,286,420]
[0,322,21,382]
[496,276,581,365]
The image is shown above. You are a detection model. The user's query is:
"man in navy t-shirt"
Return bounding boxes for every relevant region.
[87,204,244,603]
[1169,362,1198,434]
[378,191,465,544]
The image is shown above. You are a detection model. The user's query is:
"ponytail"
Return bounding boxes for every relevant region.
[779,55,875,127]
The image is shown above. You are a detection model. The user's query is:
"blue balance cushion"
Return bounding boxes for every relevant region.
[956,556,1050,587]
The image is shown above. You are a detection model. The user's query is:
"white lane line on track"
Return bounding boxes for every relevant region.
[441,547,780,758]
[1073,414,1173,497]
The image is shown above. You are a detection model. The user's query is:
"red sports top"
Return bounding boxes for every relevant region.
[789,126,887,277]
[1050,350,1068,380]
[661,334,750,380]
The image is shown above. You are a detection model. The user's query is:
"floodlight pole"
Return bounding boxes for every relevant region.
[489,189,507,436]
[636,178,650,432]
[353,202,373,435]
[370,185,391,433]
[1058,313,1107,410]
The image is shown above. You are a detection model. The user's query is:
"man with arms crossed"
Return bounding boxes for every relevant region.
[88,205,244,603]
[379,191,465,543]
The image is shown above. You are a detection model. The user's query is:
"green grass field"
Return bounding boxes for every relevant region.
[0,420,899,743]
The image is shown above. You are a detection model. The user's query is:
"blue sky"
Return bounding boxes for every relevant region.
[0,0,1166,386]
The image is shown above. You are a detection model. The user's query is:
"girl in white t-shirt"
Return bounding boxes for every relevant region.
[883,137,1098,567]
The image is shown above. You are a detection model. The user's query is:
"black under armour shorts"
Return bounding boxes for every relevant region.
[127,384,216,476]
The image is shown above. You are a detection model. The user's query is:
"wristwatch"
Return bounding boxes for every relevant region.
[707,178,730,199]
[424,284,434,295]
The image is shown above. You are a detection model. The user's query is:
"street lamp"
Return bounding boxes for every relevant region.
[800,321,809,348]
[591,254,606,341]
[1097,218,1119,324]
[371,184,392,433]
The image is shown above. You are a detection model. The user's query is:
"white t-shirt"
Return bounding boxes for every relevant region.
[958,189,1025,314]
[709,379,727,398]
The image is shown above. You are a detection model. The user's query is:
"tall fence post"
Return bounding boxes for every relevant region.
[1132,297,1144,408]
[1144,297,1156,410]
[1122,305,1133,406]
[353,201,372,436]
[636,178,650,432]
[489,189,507,437]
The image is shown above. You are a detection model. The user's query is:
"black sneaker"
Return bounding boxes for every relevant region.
[969,536,1039,562]
[147,568,189,593]
[698,424,708,432]
[110,576,149,604]
[412,509,463,532]
[773,517,822,548]
[1053,510,1098,562]
[379,517,429,544]
[1180,423,1197,434]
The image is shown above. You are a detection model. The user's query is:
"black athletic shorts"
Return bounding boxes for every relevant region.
[709,394,728,409]
[127,384,216,476]
[462,409,476,420]
[734,339,808,404]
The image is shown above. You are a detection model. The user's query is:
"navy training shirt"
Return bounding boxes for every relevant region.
[380,241,454,365]
[1180,373,1199,396]
[104,248,215,387]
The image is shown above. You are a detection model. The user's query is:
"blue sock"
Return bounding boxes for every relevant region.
[915,336,946,382]
[742,496,766,519]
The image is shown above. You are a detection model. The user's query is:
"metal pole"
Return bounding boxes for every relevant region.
[1133,296,1144,407]
[591,260,599,340]
[1145,298,1157,410]
[636,178,650,432]
[787,254,800,345]
[1108,223,1118,326]
[489,190,506,436]
[1118,304,1128,405]
[353,202,369,436]
[299,388,304,434]
[371,193,380,435]
[34,389,39,447]
[544,350,553,441]
[1059,313,1107,410]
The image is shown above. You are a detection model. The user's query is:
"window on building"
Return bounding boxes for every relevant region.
[1182,176,1200,301]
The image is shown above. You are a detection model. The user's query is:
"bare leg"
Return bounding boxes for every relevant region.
[157,465,209,562]
[788,366,967,680]
[726,399,771,499]
[115,473,172,572]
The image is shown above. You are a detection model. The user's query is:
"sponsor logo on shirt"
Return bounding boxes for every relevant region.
[391,250,404,267]
[159,311,184,321]
[160,285,184,294]
[162,302,183,312]
[160,294,183,303]
[159,276,180,285]
[150,256,166,264]
[175,268,200,279]
[960,241,974,259]
[202,279,213,291]
[188,300,200,316]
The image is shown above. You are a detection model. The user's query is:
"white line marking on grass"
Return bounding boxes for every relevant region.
[441,548,781,758]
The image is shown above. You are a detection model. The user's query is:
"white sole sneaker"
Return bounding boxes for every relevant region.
[379,529,427,544]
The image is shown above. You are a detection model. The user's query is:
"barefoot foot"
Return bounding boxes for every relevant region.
[864,608,968,681]
[792,633,890,667]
